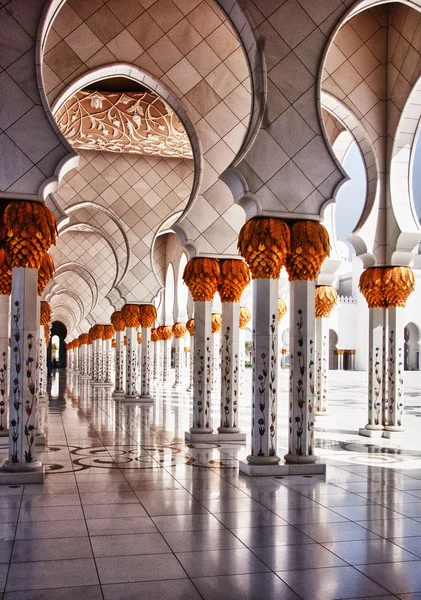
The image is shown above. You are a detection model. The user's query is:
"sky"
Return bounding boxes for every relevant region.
[335,139,421,245]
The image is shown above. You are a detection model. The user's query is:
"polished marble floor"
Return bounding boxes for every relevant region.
[0,369,421,599]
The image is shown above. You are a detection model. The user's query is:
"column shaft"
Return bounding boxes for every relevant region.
[125,327,138,398]
[219,302,240,432]
[140,328,151,397]
[163,339,171,382]
[365,308,385,430]
[191,301,213,433]
[315,316,330,415]
[385,307,405,431]
[247,279,279,464]
[173,337,184,389]
[0,294,9,432]
[114,331,125,394]
[5,268,41,470]
[285,280,317,464]
[103,339,112,384]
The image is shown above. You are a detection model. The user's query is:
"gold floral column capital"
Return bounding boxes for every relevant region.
[239,306,251,330]
[38,253,55,296]
[359,266,415,308]
[315,285,338,318]
[218,259,250,302]
[211,313,222,334]
[183,257,220,301]
[103,324,115,340]
[238,217,290,279]
[158,325,173,341]
[79,333,89,345]
[172,322,187,338]
[286,220,330,281]
[278,298,287,323]
[138,304,157,328]
[121,304,141,329]
[110,311,126,332]
[40,301,51,326]
[151,328,159,342]
[0,248,11,295]
[2,201,57,269]
[186,319,194,337]
[137,332,142,344]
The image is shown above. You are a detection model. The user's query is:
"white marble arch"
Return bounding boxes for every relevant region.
[37,0,264,198]
[320,0,421,266]
[321,92,380,268]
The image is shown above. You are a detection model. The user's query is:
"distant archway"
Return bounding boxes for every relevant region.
[404,322,421,371]
[329,329,339,370]
[48,321,67,368]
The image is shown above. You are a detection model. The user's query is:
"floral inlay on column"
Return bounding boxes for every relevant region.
[284,220,330,465]
[218,259,250,435]
[314,286,337,416]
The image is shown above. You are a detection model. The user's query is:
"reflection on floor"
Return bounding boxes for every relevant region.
[0,369,420,599]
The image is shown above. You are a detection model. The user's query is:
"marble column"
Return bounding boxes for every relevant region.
[3,267,41,473]
[238,306,251,399]
[87,342,93,379]
[159,338,164,382]
[140,327,152,398]
[0,294,9,433]
[103,338,113,385]
[247,278,279,464]
[280,348,288,368]
[284,280,317,465]
[186,319,195,392]
[67,347,73,371]
[38,326,46,399]
[93,337,104,384]
[137,332,142,388]
[348,350,356,370]
[360,308,385,435]
[315,316,330,416]
[152,330,160,383]
[336,350,344,370]
[125,327,138,399]
[211,314,221,393]
[113,330,125,395]
[79,340,89,379]
[73,341,79,372]
[384,306,405,433]
[162,329,173,383]
[218,301,242,435]
[190,301,213,434]
[172,323,187,391]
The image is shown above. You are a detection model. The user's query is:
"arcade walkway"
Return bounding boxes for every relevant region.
[0,371,421,598]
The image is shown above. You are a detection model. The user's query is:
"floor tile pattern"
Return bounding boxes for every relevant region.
[0,370,421,599]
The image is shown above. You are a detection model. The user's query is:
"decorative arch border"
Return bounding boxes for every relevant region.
[37,0,263,202]
[318,0,421,265]
[321,92,381,267]
[60,222,121,291]
[64,202,131,284]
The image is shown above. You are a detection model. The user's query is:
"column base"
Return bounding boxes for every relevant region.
[172,384,186,391]
[239,459,326,476]
[382,428,405,439]
[35,433,46,446]
[123,395,141,403]
[112,390,125,398]
[138,394,154,404]
[314,411,330,417]
[92,381,113,388]
[359,427,384,438]
[1,461,44,484]
[284,453,317,465]
[185,431,246,443]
